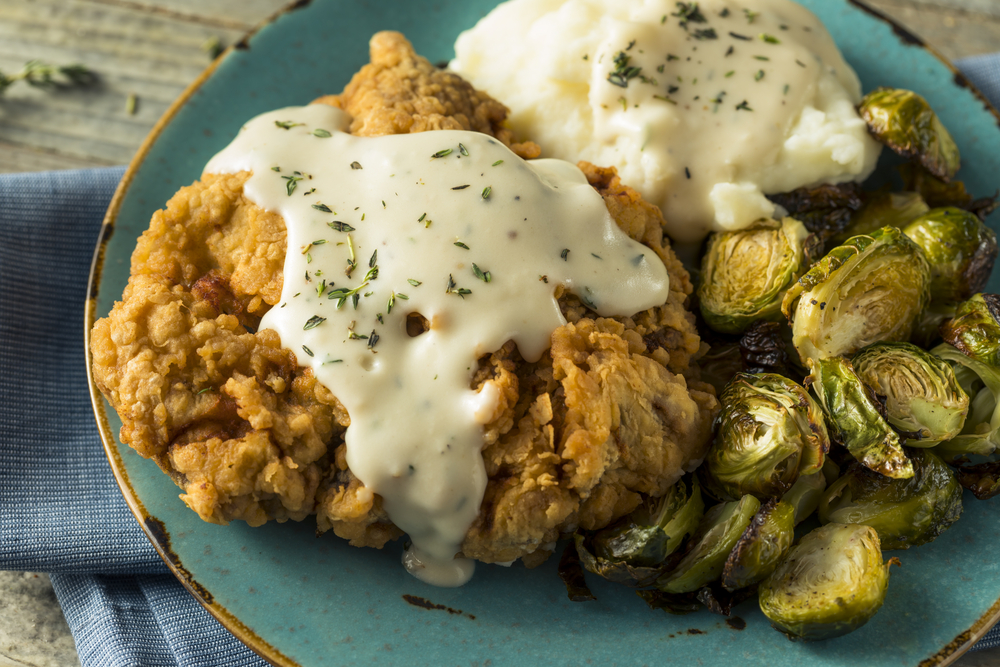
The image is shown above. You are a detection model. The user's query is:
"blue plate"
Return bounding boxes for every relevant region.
[85,1,1000,665]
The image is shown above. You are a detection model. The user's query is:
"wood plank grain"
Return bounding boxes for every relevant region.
[866,0,1000,61]
[0,0,284,168]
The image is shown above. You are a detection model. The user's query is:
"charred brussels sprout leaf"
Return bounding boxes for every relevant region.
[903,208,998,303]
[558,541,596,602]
[952,461,1000,500]
[807,357,914,479]
[931,343,1000,458]
[721,499,795,591]
[705,373,829,500]
[637,584,756,617]
[940,294,1000,367]
[859,88,960,181]
[900,163,1000,220]
[740,320,794,377]
[698,336,744,396]
[759,523,898,641]
[818,450,963,549]
[575,479,704,587]
[699,218,812,334]
[852,342,969,446]
[837,191,930,243]
[782,227,931,364]
[767,182,863,243]
[657,495,761,594]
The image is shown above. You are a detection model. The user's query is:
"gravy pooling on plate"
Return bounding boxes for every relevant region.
[205,104,671,585]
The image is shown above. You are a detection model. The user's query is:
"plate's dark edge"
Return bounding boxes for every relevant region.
[847,0,1000,126]
[846,1,1000,665]
[82,2,317,667]
[83,0,1000,665]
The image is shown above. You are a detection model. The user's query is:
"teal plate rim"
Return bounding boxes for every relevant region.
[85,1,1000,666]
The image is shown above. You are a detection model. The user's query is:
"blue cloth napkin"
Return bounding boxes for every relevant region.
[2,54,1000,666]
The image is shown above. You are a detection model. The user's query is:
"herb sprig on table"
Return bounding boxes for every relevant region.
[0,60,97,95]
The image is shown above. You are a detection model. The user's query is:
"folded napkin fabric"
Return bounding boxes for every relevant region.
[0,167,265,667]
[2,53,1000,666]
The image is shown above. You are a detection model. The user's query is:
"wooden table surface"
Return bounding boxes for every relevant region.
[1,1,999,666]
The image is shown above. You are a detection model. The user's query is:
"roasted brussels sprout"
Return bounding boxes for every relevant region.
[721,499,795,591]
[837,191,930,243]
[858,88,960,181]
[818,450,963,549]
[900,163,999,220]
[699,218,813,334]
[807,357,914,479]
[903,208,998,303]
[782,227,931,364]
[657,495,761,594]
[575,479,704,587]
[759,523,898,641]
[852,342,969,446]
[781,458,841,525]
[911,302,958,349]
[704,373,829,500]
[940,294,1000,367]
[932,343,1000,458]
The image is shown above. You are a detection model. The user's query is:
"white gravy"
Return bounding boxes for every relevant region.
[205,104,670,586]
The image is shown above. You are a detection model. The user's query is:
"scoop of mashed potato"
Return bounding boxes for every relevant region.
[451,0,881,243]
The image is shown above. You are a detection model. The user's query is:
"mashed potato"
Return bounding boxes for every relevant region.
[451,0,882,243]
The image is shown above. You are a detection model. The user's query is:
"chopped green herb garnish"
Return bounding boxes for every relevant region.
[608,50,642,88]
[452,184,471,190]
[432,148,453,158]
[350,161,362,170]
[492,160,504,167]
[744,8,759,23]
[328,221,355,233]
[472,263,491,283]
[754,69,765,81]
[418,212,427,222]
[561,248,570,261]
[482,186,492,200]
[303,315,326,330]
[312,128,332,138]
[454,241,469,249]
[282,174,302,196]
[369,250,377,268]
[407,279,421,287]
[760,33,779,44]
[271,166,281,172]
[312,203,332,213]
[275,120,303,130]
[367,331,379,349]
[302,345,314,357]
[736,100,753,111]
[754,55,770,61]
[459,143,469,156]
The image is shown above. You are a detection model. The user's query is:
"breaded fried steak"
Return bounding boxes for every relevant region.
[90,32,718,569]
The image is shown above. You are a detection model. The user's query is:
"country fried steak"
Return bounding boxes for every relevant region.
[90,31,718,567]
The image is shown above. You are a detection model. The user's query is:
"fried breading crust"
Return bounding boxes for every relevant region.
[314,31,540,160]
[90,32,718,566]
